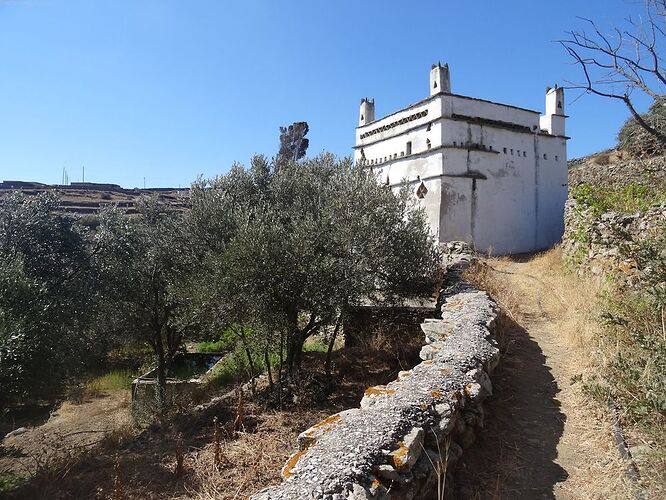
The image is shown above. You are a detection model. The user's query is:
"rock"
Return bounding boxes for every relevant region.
[465,368,492,402]
[360,385,396,409]
[629,444,651,457]
[420,319,454,343]
[298,409,359,451]
[4,427,28,439]
[376,464,411,484]
[348,484,373,499]
[458,426,476,449]
[419,343,443,361]
[388,427,424,471]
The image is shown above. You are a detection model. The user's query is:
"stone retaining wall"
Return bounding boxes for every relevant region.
[562,199,665,286]
[252,260,499,500]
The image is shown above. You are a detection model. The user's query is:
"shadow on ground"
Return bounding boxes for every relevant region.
[454,314,568,499]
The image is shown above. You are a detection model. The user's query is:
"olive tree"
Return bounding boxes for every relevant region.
[190,153,440,378]
[95,198,200,413]
[0,193,98,409]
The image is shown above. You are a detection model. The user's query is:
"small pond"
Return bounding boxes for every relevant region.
[138,353,223,381]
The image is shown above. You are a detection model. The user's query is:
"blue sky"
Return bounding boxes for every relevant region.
[0,0,654,188]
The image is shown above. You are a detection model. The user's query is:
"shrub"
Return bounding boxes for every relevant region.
[618,98,666,157]
[571,182,666,216]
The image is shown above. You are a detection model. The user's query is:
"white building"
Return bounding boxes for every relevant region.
[354,63,568,255]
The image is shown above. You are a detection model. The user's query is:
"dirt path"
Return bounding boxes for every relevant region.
[455,254,636,499]
[0,391,133,478]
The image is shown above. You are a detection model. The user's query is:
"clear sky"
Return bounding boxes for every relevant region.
[0,0,655,188]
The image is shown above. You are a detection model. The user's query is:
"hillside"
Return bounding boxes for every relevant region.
[562,148,665,494]
[0,181,189,215]
[569,150,666,189]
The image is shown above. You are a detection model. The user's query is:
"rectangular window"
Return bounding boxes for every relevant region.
[406,141,412,155]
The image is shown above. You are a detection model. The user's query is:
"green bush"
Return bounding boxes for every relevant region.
[571,182,666,216]
[584,222,666,431]
[196,326,241,353]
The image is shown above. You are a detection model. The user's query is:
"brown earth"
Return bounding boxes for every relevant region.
[0,391,133,479]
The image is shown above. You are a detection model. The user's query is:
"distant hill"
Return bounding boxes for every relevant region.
[0,180,189,216]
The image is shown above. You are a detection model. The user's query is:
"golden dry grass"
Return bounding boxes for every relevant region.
[459,249,640,499]
[184,409,329,500]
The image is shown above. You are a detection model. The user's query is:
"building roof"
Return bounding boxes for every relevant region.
[356,91,541,131]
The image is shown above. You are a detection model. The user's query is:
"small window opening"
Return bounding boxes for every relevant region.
[503,147,507,154]
[360,148,365,160]
[555,155,559,161]
[523,151,527,157]
[406,141,412,155]
[510,149,514,155]
[543,153,547,160]
[385,175,390,185]
[433,80,438,89]
[361,114,364,121]
[427,123,432,131]
[416,181,428,199]
[400,151,404,157]
[426,139,431,149]
[557,101,562,109]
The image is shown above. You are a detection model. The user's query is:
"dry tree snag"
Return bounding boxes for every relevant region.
[558,0,666,146]
[175,432,185,477]
[212,416,223,470]
[233,387,245,434]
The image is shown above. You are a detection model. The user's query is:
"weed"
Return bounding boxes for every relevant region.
[0,472,27,493]
[571,182,666,216]
[302,337,328,353]
[111,455,126,500]
[196,339,229,353]
[86,369,135,392]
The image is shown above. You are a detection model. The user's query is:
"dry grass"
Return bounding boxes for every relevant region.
[458,249,639,499]
[4,344,421,499]
[185,408,328,500]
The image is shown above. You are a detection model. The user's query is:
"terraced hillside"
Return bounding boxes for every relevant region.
[0,181,189,215]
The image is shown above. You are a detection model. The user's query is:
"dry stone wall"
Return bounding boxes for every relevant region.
[562,199,665,286]
[252,252,499,500]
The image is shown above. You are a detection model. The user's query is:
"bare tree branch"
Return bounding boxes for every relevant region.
[557,1,666,147]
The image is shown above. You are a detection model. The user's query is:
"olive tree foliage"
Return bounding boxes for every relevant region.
[0,193,100,408]
[189,154,440,377]
[95,198,200,412]
[559,0,666,147]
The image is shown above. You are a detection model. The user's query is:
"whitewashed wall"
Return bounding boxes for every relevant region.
[354,75,568,255]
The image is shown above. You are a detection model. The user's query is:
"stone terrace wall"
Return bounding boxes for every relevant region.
[252,259,499,500]
[562,199,665,286]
